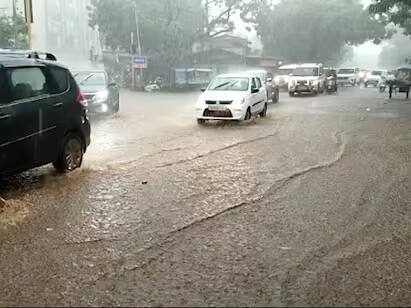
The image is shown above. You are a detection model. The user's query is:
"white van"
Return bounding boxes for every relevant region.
[275,64,298,90]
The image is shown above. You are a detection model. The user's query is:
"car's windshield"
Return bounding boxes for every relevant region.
[371,71,383,76]
[208,77,249,91]
[294,67,319,76]
[338,69,355,74]
[73,72,106,86]
[279,69,294,75]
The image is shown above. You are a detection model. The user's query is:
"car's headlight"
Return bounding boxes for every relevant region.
[240,97,246,104]
[95,90,109,103]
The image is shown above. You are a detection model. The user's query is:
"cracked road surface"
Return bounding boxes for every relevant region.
[0,87,410,306]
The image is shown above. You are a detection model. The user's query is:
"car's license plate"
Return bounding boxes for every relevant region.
[208,105,227,111]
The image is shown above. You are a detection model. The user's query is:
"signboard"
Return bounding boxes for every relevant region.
[132,55,147,69]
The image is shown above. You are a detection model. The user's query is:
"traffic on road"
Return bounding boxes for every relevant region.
[1,0,411,306]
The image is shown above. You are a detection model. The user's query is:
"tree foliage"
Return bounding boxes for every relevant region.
[370,0,411,36]
[243,0,389,64]
[0,14,28,49]
[379,32,411,67]
[88,0,247,67]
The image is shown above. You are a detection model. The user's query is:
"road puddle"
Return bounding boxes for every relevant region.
[0,199,32,227]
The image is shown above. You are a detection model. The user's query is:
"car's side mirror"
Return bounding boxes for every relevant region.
[201,88,206,92]
[266,78,273,82]
[251,87,260,94]
[108,81,117,87]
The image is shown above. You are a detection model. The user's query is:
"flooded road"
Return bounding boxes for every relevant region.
[0,87,410,306]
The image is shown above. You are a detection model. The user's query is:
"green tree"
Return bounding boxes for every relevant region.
[379,32,411,67]
[0,14,28,49]
[243,0,389,64]
[369,0,411,36]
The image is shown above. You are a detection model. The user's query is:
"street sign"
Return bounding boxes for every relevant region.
[132,55,147,69]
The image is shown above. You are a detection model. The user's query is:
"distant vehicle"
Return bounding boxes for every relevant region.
[0,50,91,175]
[196,72,268,124]
[324,67,338,94]
[364,70,387,87]
[337,67,360,86]
[387,66,411,99]
[275,64,297,90]
[288,63,326,96]
[72,69,120,115]
[246,69,279,103]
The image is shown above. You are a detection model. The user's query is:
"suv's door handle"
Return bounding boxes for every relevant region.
[53,102,63,108]
[0,114,12,120]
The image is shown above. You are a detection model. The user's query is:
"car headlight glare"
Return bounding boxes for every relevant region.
[95,90,109,102]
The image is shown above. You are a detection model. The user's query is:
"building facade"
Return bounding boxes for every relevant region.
[31,0,100,66]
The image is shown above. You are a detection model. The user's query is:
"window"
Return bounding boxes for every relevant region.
[256,77,262,89]
[73,71,107,86]
[48,67,69,94]
[207,77,249,91]
[251,78,257,89]
[8,67,48,101]
[0,70,10,105]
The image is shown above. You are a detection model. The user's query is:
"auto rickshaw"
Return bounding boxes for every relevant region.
[387,66,411,99]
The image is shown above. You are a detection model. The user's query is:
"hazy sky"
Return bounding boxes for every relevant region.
[233,0,384,68]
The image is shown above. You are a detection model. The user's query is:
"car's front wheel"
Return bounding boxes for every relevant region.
[244,107,252,120]
[259,103,268,117]
[197,119,206,125]
[53,133,84,173]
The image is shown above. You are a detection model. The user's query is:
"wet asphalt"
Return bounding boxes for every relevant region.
[0,86,410,307]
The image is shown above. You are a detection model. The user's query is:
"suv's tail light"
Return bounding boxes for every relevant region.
[76,90,87,107]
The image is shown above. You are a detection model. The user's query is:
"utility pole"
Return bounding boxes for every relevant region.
[12,0,17,48]
[134,3,143,89]
[24,0,33,49]
[131,31,135,90]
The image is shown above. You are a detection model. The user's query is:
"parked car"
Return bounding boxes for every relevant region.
[246,69,279,103]
[196,73,268,124]
[364,70,387,87]
[72,69,120,114]
[0,50,90,176]
[288,63,326,96]
[275,64,297,90]
[337,67,360,86]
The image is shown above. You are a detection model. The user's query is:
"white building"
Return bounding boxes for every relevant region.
[31,0,100,67]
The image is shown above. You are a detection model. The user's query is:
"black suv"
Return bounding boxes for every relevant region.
[0,50,91,176]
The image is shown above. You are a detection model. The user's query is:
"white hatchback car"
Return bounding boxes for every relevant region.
[196,73,268,124]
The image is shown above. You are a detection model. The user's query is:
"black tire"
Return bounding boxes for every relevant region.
[114,97,120,113]
[273,89,279,103]
[53,133,84,173]
[289,92,295,97]
[244,107,252,120]
[259,103,268,118]
[197,119,206,125]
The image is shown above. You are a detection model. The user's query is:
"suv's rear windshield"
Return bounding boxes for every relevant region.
[208,77,250,91]
[73,72,106,86]
[338,69,355,74]
[294,68,319,76]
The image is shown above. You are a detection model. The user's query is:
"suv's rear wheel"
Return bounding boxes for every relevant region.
[53,133,84,172]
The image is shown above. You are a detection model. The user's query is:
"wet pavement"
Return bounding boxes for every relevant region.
[0,87,410,306]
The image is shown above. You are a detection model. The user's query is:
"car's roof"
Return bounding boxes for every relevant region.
[296,63,322,68]
[215,72,255,78]
[71,69,107,74]
[0,57,68,70]
[279,64,298,69]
